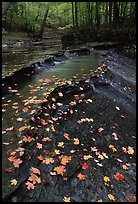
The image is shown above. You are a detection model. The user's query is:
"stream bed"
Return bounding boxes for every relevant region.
[2,41,136,201]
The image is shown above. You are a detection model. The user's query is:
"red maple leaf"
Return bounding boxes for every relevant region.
[81,162,89,170]
[114,172,125,181]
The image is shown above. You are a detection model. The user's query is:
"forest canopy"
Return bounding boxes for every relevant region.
[2,2,136,38]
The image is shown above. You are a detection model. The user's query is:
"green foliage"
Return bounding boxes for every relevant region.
[2,2,136,35]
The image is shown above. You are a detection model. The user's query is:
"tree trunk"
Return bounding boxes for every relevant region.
[113,2,119,29]
[38,7,49,38]
[75,2,78,29]
[109,2,112,33]
[2,2,14,16]
[72,2,75,30]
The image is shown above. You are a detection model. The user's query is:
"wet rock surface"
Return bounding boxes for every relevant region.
[3,48,136,202]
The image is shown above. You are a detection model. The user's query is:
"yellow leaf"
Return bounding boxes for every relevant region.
[63,196,71,202]
[122,164,128,170]
[73,138,79,145]
[107,194,116,201]
[127,146,134,155]
[103,176,110,182]
[10,179,17,186]
[83,155,92,160]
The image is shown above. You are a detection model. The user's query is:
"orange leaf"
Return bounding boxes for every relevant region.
[40,118,47,125]
[19,126,28,132]
[98,127,104,133]
[114,172,125,181]
[63,133,70,140]
[12,106,18,110]
[54,165,66,176]
[23,107,29,112]
[28,173,41,184]
[44,78,51,83]
[73,138,79,145]
[8,156,17,162]
[26,181,35,190]
[37,155,44,161]
[36,143,42,149]
[42,158,54,164]
[77,173,86,180]
[60,156,71,165]
[109,144,117,152]
[31,167,41,175]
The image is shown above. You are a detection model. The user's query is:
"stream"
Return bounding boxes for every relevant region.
[2,40,136,200]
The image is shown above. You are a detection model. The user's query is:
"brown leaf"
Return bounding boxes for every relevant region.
[125,195,136,202]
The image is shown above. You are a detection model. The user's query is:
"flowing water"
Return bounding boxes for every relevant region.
[2,42,101,194]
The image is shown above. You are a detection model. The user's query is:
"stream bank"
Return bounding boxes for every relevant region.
[2,44,136,202]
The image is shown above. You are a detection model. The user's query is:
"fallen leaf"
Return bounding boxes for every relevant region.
[58,92,63,97]
[19,126,28,132]
[13,158,23,168]
[42,158,54,164]
[44,78,51,84]
[54,165,66,176]
[109,144,117,152]
[127,146,134,155]
[36,143,42,149]
[37,155,44,161]
[98,127,104,133]
[125,195,136,202]
[5,167,13,173]
[77,173,86,180]
[81,163,89,170]
[107,194,116,201]
[73,138,79,145]
[28,173,41,184]
[83,155,92,160]
[23,107,29,112]
[122,164,128,170]
[114,172,125,181]
[12,106,18,110]
[10,179,17,186]
[57,142,64,147]
[97,199,103,202]
[63,196,71,202]
[26,181,35,190]
[103,176,110,182]
[16,117,23,122]
[40,118,47,125]
[60,156,71,165]
[31,167,41,175]
[63,133,70,140]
